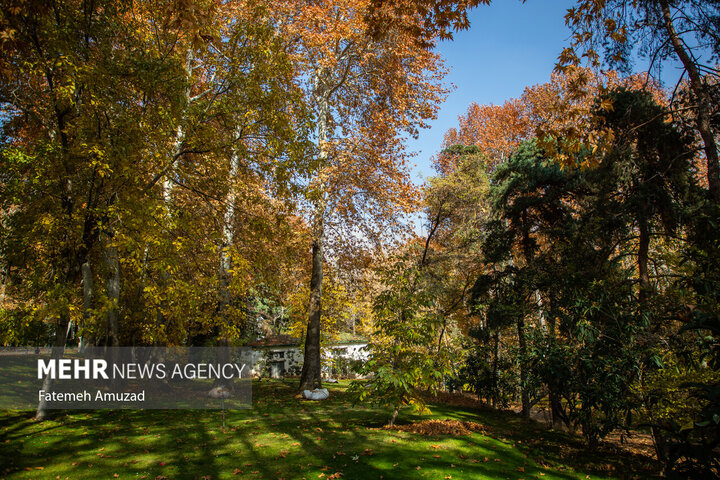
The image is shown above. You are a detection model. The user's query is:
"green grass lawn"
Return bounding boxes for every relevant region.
[0,380,659,480]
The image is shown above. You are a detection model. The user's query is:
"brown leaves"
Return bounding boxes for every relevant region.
[439,67,668,170]
[365,0,491,48]
[383,419,485,436]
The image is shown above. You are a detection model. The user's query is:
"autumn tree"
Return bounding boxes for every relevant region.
[0,0,197,418]
[435,68,667,175]
[561,0,720,200]
[0,0,316,419]
[272,0,447,391]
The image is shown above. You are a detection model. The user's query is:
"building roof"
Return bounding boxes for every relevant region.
[248,333,368,348]
[248,335,299,348]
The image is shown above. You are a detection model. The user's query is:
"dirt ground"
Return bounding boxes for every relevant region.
[430,391,657,459]
[525,402,657,458]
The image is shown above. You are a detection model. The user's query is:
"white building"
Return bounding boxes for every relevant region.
[247,334,369,379]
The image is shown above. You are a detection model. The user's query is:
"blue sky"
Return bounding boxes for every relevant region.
[407,0,692,183]
[407,0,576,182]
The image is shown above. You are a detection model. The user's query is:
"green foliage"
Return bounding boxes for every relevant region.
[455,335,517,407]
[0,0,313,348]
[350,247,451,423]
[0,307,48,346]
[464,88,704,456]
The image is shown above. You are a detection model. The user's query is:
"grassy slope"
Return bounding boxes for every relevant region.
[0,380,659,480]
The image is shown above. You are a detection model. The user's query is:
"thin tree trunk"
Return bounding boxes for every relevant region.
[659,0,720,201]
[492,330,499,408]
[637,214,667,461]
[517,316,530,419]
[155,48,193,333]
[518,211,532,419]
[36,306,71,420]
[80,260,95,349]
[163,47,194,206]
[219,127,242,313]
[546,307,564,429]
[638,216,651,299]
[37,109,75,419]
[388,405,400,427]
[0,261,6,307]
[0,212,6,307]
[104,242,120,347]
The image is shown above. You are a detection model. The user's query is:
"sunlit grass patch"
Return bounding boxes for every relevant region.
[0,380,659,479]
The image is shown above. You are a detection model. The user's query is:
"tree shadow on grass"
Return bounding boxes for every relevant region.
[0,381,661,479]
[426,402,662,479]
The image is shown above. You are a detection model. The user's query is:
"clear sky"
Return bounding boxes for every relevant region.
[408,0,575,182]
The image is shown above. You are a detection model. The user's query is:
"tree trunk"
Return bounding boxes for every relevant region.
[544,300,564,429]
[0,213,6,307]
[388,405,400,427]
[637,214,668,461]
[80,260,95,349]
[0,261,6,307]
[163,47,194,206]
[300,83,330,392]
[219,127,242,314]
[638,215,650,299]
[518,211,532,419]
[491,330,500,408]
[659,0,720,201]
[517,316,530,419]
[36,307,71,421]
[104,242,120,347]
[300,229,324,391]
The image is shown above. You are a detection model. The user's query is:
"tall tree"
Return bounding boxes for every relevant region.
[0,0,312,417]
[275,0,447,391]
